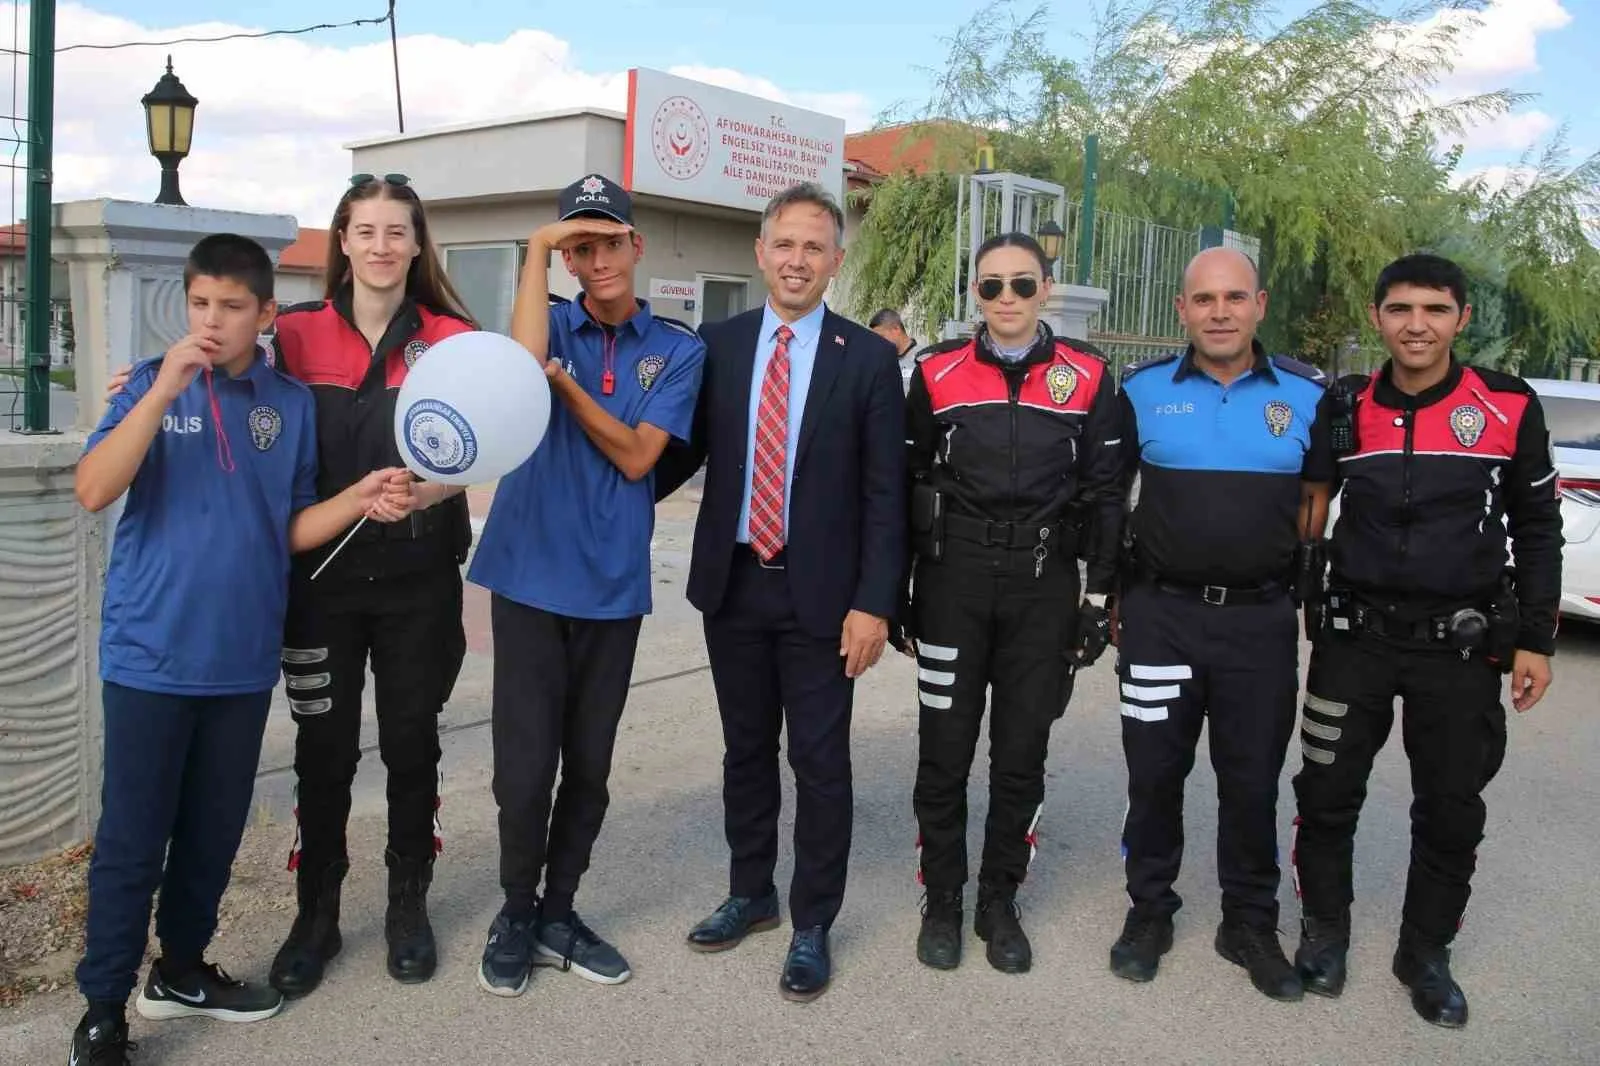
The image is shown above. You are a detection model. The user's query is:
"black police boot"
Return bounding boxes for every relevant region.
[1295,913,1350,998]
[916,888,963,971]
[973,883,1031,974]
[1109,909,1174,983]
[384,850,438,984]
[1392,928,1468,1029]
[268,858,348,998]
[1215,922,1304,1002]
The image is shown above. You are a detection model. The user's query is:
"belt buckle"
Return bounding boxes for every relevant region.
[983,521,1004,547]
[755,548,786,570]
[1202,585,1228,606]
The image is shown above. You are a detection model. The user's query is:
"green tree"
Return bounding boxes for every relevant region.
[844,0,1600,371]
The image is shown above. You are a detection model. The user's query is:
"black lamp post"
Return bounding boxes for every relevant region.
[141,55,198,206]
[1036,218,1065,280]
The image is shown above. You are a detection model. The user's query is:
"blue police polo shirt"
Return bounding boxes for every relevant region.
[467,297,705,620]
[1120,345,1329,586]
[87,350,319,696]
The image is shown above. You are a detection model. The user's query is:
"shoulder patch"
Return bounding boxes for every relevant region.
[1469,365,1534,396]
[653,315,700,339]
[1269,354,1328,386]
[1120,352,1182,384]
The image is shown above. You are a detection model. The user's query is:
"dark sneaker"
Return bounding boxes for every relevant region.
[478,910,537,998]
[535,911,631,985]
[135,961,283,1023]
[1215,922,1304,1002]
[68,1013,135,1065]
[1110,910,1175,982]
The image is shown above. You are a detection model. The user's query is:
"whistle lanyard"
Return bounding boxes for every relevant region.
[204,368,237,474]
[600,326,617,396]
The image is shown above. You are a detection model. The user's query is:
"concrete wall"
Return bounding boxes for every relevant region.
[0,434,103,865]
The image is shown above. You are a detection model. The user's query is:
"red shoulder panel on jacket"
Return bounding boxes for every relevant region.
[1351,366,1526,459]
[382,308,475,388]
[1015,342,1105,415]
[273,302,360,388]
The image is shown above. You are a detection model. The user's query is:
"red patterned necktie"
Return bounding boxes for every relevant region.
[748,324,794,561]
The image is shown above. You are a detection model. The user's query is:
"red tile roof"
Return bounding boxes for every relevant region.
[844,120,990,178]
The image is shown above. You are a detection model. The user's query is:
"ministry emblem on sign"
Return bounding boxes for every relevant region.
[1450,404,1486,447]
[248,405,282,451]
[1044,363,1078,405]
[651,95,711,181]
[637,354,667,391]
[404,340,430,368]
[1264,400,1292,438]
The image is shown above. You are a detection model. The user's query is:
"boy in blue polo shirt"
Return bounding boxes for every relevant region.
[69,234,407,1065]
[469,174,704,996]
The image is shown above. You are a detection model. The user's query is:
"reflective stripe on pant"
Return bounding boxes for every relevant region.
[76,683,271,1002]
[1291,626,1507,947]
[1116,580,1300,928]
[280,563,465,876]
[910,537,1078,893]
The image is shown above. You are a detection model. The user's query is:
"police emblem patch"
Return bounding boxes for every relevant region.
[247,405,282,451]
[1450,404,1486,447]
[403,339,430,368]
[402,398,478,478]
[1264,400,1293,438]
[637,354,666,391]
[1044,363,1078,405]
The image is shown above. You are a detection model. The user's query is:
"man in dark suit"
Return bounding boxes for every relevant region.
[654,181,907,1002]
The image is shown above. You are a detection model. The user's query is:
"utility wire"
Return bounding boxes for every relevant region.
[0,8,391,55]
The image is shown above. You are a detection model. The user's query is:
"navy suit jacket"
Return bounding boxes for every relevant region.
[655,304,907,640]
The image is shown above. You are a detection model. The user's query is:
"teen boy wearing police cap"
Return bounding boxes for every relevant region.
[1108,247,1333,1002]
[1291,252,1562,1029]
[468,173,705,997]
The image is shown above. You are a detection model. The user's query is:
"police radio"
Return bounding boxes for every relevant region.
[1328,379,1359,457]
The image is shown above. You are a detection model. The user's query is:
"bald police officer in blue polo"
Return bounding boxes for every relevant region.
[468,174,705,997]
[1106,247,1335,1002]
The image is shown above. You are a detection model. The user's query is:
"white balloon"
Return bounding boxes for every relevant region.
[393,331,551,486]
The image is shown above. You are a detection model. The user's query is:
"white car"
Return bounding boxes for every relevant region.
[1324,376,1600,623]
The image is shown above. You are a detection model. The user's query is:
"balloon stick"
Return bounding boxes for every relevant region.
[310,515,368,582]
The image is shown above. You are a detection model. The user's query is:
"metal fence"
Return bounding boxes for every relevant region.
[4,0,58,433]
[1065,208,1198,376]
[0,294,73,430]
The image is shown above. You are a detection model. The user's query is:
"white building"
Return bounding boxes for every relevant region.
[346,68,875,332]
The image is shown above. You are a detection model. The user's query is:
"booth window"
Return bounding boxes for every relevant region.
[443,242,529,332]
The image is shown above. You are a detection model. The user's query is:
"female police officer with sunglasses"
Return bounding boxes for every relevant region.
[897,232,1126,974]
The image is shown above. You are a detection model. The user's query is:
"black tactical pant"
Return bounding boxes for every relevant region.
[910,536,1079,895]
[1116,579,1301,929]
[1291,625,1508,947]
[280,562,466,877]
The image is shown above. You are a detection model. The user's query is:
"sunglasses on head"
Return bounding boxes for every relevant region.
[349,173,411,189]
[977,275,1040,301]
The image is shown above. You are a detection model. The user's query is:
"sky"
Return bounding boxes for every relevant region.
[0,0,1593,228]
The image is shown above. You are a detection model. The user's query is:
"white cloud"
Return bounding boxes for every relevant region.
[1452,109,1560,154]
[1421,0,1572,96]
[2,3,875,229]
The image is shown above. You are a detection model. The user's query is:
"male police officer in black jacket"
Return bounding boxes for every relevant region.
[1292,253,1561,1029]
[900,233,1123,975]
[1109,247,1333,1002]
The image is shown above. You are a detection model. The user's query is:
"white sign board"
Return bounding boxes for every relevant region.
[624,67,847,215]
[649,278,701,302]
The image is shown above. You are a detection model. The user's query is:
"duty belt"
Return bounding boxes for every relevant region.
[1139,570,1287,606]
[943,512,1068,550]
[1326,588,1486,643]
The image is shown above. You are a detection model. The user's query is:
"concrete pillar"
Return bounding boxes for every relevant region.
[1042,284,1110,343]
[53,200,297,432]
[1568,357,1589,382]
[0,201,297,864]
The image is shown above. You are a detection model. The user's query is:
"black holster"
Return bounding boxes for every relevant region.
[1485,569,1520,673]
[1291,539,1327,608]
[910,480,946,562]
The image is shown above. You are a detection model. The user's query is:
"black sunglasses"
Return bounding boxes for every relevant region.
[977,275,1040,301]
[349,173,411,188]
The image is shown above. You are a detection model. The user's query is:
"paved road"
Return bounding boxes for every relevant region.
[4,496,1599,1064]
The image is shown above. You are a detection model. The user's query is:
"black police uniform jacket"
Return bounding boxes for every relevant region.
[1317,357,1564,654]
[271,290,475,577]
[906,324,1125,593]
